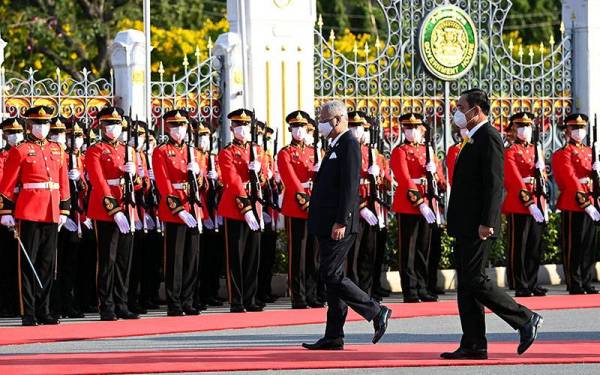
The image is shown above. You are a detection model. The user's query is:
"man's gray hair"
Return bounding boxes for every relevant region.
[321,100,348,118]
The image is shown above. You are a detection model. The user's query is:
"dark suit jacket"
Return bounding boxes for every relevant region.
[447,122,504,239]
[308,130,361,237]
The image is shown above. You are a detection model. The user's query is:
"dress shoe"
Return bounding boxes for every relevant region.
[205,297,224,307]
[569,287,586,295]
[100,313,118,321]
[515,290,533,297]
[37,314,60,325]
[167,309,184,317]
[308,300,326,308]
[22,316,37,326]
[129,305,148,315]
[245,304,264,312]
[63,310,85,319]
[142,301,160,310]
[418,293,439,302]
[518,312,543,355]
[255,300,266,308]
[372,305,392,344]
[441,347,488,360]
[116,310,140,320]
[184,307,200,316]
[292,303,309,309]
[193,303,208,311]
[532,287,547,297]
[429,287,446,295]
[403,296,420,303]
[374,287,391,297]
[230,305,245,313]
[584,286,599,294]
[302,337,344,350]
[264,295,278,303]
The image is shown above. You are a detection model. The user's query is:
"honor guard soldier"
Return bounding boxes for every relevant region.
[0,117,25,318]
[390,113,444,303]
[0,106,70,326]
[502,113,548,297]
[218,109,265,313]
[153,110,205,316]
[86,106,140,321]
[552,114,600,294]
[278,110,322,309]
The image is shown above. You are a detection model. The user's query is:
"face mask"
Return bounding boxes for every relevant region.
[291,127,307,141]
[318,121,333,138]
[350,126,364,142]
[453,107,475,129]
[73,137,84,150]
[50,133,66,145]
[460,128,469,139]
[516,126,533,143]
[104,125,122,140]
[199,135,210,151]
[169,126,187,143]
[31,124,50,140]
[361,131,371,145]
[404,128,421,143]
[257,135,264,145]
[571,128,587,143]
[233,126,250,142]
[304,133,315,145]
[7,133,23,146]
[118,131,128,143]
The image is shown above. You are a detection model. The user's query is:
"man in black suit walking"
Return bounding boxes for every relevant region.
[443,89,543,360]
[302,100,391,350]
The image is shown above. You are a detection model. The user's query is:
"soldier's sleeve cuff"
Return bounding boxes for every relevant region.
[295,192,310,211]
[407,189,424,207]
[103,196,122,216]
[576,191,591,209]
[236,196,253,214]
[359,200,368,209]
[519,189,535,207]
[166,195,185,215]
[59,199,71,215]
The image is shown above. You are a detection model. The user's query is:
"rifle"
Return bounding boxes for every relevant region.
[143,121,162,234]
[424,127,441,225]
[187,122,203,234]
[249,110,264,231]
[367,120,381,230]
[206,123,220,232]
[68,111,82,238]
[533,119,550,223]
[133,117,147,233]
[123,108,136,233]
[591,115,600,213]
[266,128,281,230]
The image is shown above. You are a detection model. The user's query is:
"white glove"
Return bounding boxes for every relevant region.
[187,162,200,175]
[263,212,272,224]
[359,207,378,226]
[144,213,156,230]
[178,211,198,228]
[58,215,68,230]
[207,170,218,180]
[68,169,81,181]
[275,172,281,183]
[243,211,260,231]
[528,205,545,223]
[148,169,155,180]
[367,164,380,177]
[248,161,262,173]
[137,166,145,178]
[114,212,131,234]
[203,218,215,230]
[425,161,437,173]
[593,161,600,173]
[585,205,600,222]
[64,217,78,232]
[217,216,224,226]
[419,203,436,224]
[267,168,273,180]
[83,218,93,230]
[135,219,143,231]
[0,215,15,227]
[313,162,321,173]
[535,159,546,170]
[122,162,136,175]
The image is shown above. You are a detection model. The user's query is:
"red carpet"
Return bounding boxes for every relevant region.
[2,341,600,374]
[1,294,599,346]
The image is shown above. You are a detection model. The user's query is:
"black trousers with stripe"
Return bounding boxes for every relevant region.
[286,217,320,305]
[164,223,200,311]
[347,220,378,294]
[372,227,388,294]
[224,218,260,308]
[397,213,431,298]
[258,223,277,302]
[561,211,598,292]
[0,226,19,316]
[505,213,544,292]
[53,228,84,315]
[196,227,225,304]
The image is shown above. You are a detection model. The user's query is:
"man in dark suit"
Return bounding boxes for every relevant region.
[443,89,543,360]
[302,100,391,350]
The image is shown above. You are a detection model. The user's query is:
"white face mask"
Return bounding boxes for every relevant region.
[304,133,315,145]
[233,125,250,142]
[453,107,475,129]
[516,126,533,143]
[291,126,307,141]
[128,136,146,151]
[199,135,210,151]
[318,121,333,138]
[404,128,421,143]
[31,124,50,140]
[73,136,84,150]
[459,128,469,139]
[104,125,122,140]
[50,133,66,145]
[169,126,187,143]
[118,131,128,143]
[571,128,587,143]
[350,126,365,142]
[7,133,23,147]
[361,131,371,145]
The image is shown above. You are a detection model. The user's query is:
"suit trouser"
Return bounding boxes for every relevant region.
[196,227,224,303]
[258,223,277,301]
[347,220,377,294]
[318,234,381,339]
[454,236,532,350]
[53,228,82,314]
[224,218,260,307]
[18,220,58,318]
[506,213,544,291]
[372,227,388,293]
[427,225,442,292]
[95,221,134,315]
[0,226,19,315]
[561,211,598,291]
[397,213,431,297]
[164,223,199,311]
[286,217,320,304]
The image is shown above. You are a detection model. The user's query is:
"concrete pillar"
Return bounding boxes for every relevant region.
[110,30,149,119]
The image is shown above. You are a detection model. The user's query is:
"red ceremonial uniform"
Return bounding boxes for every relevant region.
[152,141,206,224]
[85,139,141,222]
[446,141,465,186]
[552,142,593,212]
[217,139,265,221]
[502,141,538,215]
[277,140,315,219]
[390,142,445,215]
[0,139,70,223]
